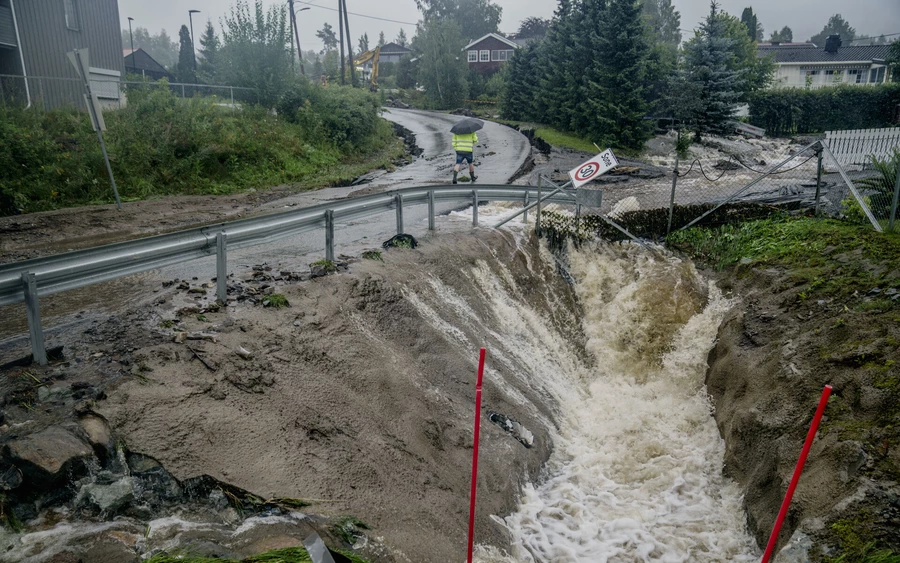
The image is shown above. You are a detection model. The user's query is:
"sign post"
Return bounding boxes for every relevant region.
[568,149,619,189]
[68,48,123,211]
[466,348,487,563]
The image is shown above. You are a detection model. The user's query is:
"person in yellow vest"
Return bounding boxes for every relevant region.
[452,132,478,184]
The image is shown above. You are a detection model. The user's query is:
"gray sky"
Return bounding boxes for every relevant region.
[118,0,900,52]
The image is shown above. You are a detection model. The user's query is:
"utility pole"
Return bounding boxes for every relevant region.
[338,0,345,85]
[342,0,356,87]
[288,0,295,71]
[188,10,200,69]
[127,17,135,57]
[288,1,308,76]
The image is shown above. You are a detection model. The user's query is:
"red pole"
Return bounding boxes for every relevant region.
[760,385,833,563]
[467,348,487,563]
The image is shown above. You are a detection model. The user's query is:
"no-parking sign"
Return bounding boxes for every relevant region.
[568,149,619,188]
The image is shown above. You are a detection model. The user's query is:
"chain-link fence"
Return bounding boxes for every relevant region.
[0,74,259,111]
[563,134,900,236]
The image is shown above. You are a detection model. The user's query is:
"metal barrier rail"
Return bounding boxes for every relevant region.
[2,184,574,364]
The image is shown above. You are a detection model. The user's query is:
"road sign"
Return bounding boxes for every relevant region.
[568,149,619,188]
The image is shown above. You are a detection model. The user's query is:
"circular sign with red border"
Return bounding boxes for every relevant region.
[574,161,602,183]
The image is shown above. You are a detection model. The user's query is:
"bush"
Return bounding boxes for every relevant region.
[1,80,394,215]
[748,83,900,137]
[277,80,382,148]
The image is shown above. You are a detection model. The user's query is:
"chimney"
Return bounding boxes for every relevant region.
[824,34,842,53]
[771,41,781,46]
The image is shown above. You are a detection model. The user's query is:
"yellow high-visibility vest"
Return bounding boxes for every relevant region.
[453,133,478,153]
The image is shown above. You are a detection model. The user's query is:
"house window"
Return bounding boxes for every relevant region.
[468,50,478,63]
[870,67,886,83]
[506,50,515,60]
[491,50,500,61]
[64,0,80,31]
[479,50,490,62]
[847,69,863,83]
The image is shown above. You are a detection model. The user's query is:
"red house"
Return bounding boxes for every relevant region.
[463,33,519,75]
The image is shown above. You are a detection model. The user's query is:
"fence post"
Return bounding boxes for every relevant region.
[536,176,543,237]
[523,192,529,224]
[181,84,185,98]
[216,232,228,304]
[814,143,825,216]
[395,193,404,235]
[230,87,235,113]
[472,190,479,226]
[325,210,335,262]
[428,190,435,231]
[667,157,679,237]
[21,273,48,366]
[890,161,900,233]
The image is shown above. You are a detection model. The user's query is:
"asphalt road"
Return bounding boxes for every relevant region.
[0,109,532,350]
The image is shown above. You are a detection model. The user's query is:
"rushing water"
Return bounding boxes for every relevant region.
[443,214,759,562]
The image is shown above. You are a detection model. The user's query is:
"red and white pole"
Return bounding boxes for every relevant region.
[467,348,487,563]
[760,384,833,563]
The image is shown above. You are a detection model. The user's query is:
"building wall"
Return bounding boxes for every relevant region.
[771,63,891,89]
[15,0,124,108]
[465,36,516,75]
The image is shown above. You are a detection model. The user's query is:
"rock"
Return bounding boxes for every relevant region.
[0,463,23,490]
[236,347,253,360]
[382,234,419,250]
[773,530,812,563]
[80,477,135,513]
[174,332,187,344]
[78,415,114,455]
[5,426,94,483]
[310,264,331,278]
[45,552,83,563]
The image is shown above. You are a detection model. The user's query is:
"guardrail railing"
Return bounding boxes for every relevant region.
[2,184,575,365]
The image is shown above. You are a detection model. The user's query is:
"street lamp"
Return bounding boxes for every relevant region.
[127,17,135,62]
[188,9,200,69]
[287,1,310,75]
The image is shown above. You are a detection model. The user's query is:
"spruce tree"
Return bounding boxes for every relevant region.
[198,20,220,83]
[378,31,386,47]
[586,0,652,150]
[176,25,196,84]
[682,2,742,139]
[501,43,539,121]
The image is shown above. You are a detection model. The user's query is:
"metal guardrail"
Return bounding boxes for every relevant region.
[2,184,575,364]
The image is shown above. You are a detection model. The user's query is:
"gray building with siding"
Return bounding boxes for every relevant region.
[0,0,124,108]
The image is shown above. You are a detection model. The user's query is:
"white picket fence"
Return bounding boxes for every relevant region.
[824,127,900,168]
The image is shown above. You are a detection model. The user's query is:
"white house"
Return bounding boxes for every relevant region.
[758,38,893,89]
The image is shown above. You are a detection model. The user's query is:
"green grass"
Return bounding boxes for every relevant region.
[361,250,383,261]
[311,259,338,272]
[496,119,639,156]
[668,216,900,301]
[262,294,290,308]
[1,84,404,215]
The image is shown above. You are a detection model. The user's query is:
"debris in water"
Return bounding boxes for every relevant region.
[235,346,253,360]
[382,234,418,250]
[488,412,534,448]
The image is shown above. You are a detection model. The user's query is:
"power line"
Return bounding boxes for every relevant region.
[296,1,418,26]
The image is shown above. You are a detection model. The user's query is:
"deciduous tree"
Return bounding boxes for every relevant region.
[642,0,681,46]
[809,14,856,46]
[517,17,551,39]
[416,18,468,108]
[414,0,502,40]
[317,22,338,52]
[768,26,793,43]
[358,33,370,53]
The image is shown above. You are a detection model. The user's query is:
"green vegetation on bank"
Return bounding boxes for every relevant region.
[0,81,403,216]
[667,216,900,301]
[146,546,370,563]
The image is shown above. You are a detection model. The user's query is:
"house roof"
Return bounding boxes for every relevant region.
[380,42,411,55]
[758,44,892,64]
[124,48,170,75]
[462,33,519,51]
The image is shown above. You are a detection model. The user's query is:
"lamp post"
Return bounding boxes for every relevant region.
[127,17,135,56]
[288,1,310,75]
[188,9,200,69]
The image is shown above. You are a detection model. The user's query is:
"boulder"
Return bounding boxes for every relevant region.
[78,415,114,456]
[0,463,22,491]
[4,426,93,484]
[80,477,135,513]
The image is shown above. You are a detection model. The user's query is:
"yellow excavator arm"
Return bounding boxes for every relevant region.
[353,46,381,91]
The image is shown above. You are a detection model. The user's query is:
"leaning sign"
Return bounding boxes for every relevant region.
[568,149,619,188]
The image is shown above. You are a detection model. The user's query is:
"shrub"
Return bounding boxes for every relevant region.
[748,83,900,137]
[277,80,382,149]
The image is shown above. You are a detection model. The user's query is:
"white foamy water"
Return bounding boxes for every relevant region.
[467,242,759,562]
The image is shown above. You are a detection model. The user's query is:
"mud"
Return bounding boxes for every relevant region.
[1,230,581,562]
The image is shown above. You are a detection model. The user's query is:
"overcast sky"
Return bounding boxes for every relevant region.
[118,0,900,52]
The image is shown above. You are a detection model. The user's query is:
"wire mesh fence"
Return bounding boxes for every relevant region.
[0,74,259,111]
[574,136,900,236]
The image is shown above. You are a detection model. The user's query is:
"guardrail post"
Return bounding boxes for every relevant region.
[21,273,47,366]
[523,192,529,224]
[395,193,404,234]
[472,190,479,226]
[667,158,679,237]
[889,162,900,233]
[428,190,435,231]
[536,176,543,237]
[216,232,227,304]
[325,210,335,262]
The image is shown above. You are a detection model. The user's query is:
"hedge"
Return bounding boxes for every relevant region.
[748,83,900,137]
